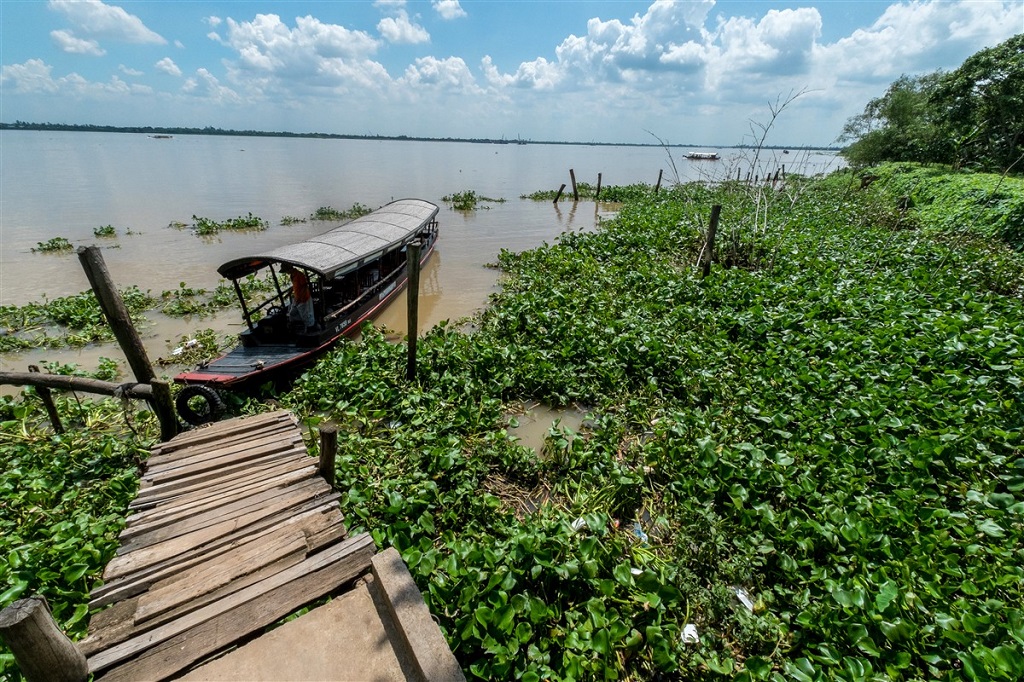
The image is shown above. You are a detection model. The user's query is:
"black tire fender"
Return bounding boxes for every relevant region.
[175,384,225,426]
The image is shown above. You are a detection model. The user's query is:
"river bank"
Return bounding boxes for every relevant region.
[3,166,1023,679]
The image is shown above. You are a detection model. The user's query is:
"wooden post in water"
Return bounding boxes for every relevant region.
[28,365,63,434]
[781,164,786,178]
[553,183,566,204]
[595,173,602,200]
[569,168,579,201]
[406,240,422,381]
[77,246,154,384]
[654,169,663,194]
[701,205,722,279]
[0,597,88,682]
[736,167,741,182]
[318,424,338,487]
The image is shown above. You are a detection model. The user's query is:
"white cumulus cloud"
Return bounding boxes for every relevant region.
[50,29,106,56]
[433,1,467,20]
[48,0,165,44]
[378,10,430,44]
[155,57,182,77]
[400,56,479,92]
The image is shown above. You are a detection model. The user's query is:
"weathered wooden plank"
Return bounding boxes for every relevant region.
[89,502,344,609]
[131,442,305,502]
[117,477,330,554]
[121,473,324,541]
[144,417,297,468]
[128,456,314,511]
[104,491,340,582]
[150,411,293,452]
[89,532,375,678]
[134,530,307,624]
[141,431,302,485]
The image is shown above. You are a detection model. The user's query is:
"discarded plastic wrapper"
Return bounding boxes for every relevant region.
[732,586,755,612]
[171,338,200,356]
[682,623,700,644]
[571,517,587,532]
[632,522,649,543]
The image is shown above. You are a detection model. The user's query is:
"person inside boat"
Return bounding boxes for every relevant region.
[280,263,315,331]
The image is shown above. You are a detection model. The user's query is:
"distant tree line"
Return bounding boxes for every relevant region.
[0,121,839,151]
[840,34,1023,173]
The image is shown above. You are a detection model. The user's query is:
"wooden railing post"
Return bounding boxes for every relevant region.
[150,379,178,441]
[318,424,338,487]
[28,365,63,434]
[0,597,88,682]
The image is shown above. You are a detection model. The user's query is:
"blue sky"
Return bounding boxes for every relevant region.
[2,1,1021,146]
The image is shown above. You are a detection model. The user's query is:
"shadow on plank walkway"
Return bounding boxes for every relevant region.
[65,410,462,681]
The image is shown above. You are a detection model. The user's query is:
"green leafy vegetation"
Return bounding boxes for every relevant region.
[280,215,307,225]
[188,212,268,236]
[0,287,154,352]
[3,172,1023,679]
[281,176,1024,679]
[862,163,1024,252]
[92,225,117,238]
[0,391,154,664]
[521,183,656,204]
[311,203,373,221]
[31,237,73,253]
[841,34,1024,173]
[442,190,507,210]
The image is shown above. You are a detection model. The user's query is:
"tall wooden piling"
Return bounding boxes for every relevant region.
[0,597,88,682]
[595,173,602,200]
[77,246,177,440]
[406,240,422,381]
[553,183,566,204]
[654,169,663,194]
[77,246,155,384]
[569,168,579,201]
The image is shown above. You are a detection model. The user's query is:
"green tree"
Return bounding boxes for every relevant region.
[930,33,1024,172]
[839,73,947,167]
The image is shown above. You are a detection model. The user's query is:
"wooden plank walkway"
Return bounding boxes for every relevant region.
[80,410,376,681]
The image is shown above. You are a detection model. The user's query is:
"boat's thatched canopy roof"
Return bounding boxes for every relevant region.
[218,198,438,280]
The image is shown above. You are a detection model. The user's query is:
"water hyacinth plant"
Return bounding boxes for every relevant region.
[2,170,1023,680]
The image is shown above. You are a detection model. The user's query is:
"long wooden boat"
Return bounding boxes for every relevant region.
[686,151,720,160]
[174,199,438,422]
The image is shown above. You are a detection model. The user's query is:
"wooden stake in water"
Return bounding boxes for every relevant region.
[406,240,422,381]
[553,183,566,204]
[569,168,579,201]
[654,169,663,194]
[701,205,722,279]
[595,173,603,200]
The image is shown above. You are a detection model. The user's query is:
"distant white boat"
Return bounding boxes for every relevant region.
[686,151,719,160]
